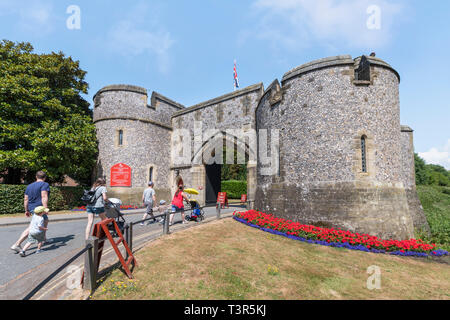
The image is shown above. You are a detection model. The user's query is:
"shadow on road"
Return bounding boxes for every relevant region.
[41,235,76,252]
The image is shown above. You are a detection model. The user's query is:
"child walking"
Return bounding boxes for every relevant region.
[19,206,49,257]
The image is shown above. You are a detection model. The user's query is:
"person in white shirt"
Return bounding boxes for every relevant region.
[140,181,157,225]
[19,206,49,257]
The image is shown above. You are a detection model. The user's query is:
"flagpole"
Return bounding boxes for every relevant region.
[233,59,238,92]
[233,59,236,91]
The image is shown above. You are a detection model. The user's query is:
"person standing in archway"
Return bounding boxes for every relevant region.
[169,185,190,226]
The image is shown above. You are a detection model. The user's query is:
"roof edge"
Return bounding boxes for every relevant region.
[93,84,147,100]
[150,91,185,110]
[172,83,264,118]
[282,55,354,83]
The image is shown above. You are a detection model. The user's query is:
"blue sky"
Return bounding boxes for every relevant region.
[1,0,449,168]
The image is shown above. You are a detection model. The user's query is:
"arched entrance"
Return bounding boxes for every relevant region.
[191,131,257,207]
[205,162,221,204]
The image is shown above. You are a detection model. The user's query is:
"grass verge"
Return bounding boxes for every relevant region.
[92,218,450,300]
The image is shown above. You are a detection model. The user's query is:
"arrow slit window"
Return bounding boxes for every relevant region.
[361,135,367,173]
[118,130,124,146]
[149,167,153,182]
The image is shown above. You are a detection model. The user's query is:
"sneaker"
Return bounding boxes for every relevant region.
[35,249,42,254]
[19,251,26,257]
[10,245,21,253]
[140,222,145,226]
[182,221,188,225]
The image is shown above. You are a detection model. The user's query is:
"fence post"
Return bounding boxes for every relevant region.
[128,223,133,253]
[163,210,170,235]
[83,236,99,292]
[124,223,130,259]
[216,203,221,219]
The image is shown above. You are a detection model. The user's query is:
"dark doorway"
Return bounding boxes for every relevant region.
[205,163,222,204]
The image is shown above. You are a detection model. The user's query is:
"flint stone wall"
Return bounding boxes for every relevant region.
[94,85,175,205]
[171,84,263,166]
[400,126,430,233]
[255,55,415,239]
[93,55,426,240]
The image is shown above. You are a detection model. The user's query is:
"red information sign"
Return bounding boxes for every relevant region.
[110,163,132,187]
[217,192,229,209]
[241,194,247,203]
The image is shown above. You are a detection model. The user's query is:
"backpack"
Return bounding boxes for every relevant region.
[81,187,100,204]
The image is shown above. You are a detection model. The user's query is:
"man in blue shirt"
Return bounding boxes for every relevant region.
[11,171,51,253]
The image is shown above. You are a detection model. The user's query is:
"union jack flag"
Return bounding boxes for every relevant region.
[233,60,239,91]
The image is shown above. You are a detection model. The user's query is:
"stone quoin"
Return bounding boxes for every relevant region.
[93,54,428,240]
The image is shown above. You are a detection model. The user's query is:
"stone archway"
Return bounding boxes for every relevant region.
[190,131,257,207]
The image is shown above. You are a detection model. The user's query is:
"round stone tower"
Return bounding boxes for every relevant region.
[255,55,415,240]
[93,84,177,205]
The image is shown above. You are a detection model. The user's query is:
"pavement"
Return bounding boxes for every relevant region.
[0,208,146,227]
[0,200,246,227]
[0,204,244,300]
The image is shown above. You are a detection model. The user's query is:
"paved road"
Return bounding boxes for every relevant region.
[0,204,242,300]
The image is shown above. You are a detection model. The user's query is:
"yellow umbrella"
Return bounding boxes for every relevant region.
[184,188,199,195]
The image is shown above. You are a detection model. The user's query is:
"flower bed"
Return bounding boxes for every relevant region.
[233,210,449,257]
[72,205,142,211]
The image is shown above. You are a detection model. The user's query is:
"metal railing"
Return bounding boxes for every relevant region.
[23,203,228,299]
[123,209,172,254]
[22,244,93,300]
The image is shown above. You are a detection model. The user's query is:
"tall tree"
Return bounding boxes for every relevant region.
[415,153,450,187]
[0,40,97,185]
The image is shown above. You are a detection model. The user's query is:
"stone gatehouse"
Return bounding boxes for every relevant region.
[93,54,429,240]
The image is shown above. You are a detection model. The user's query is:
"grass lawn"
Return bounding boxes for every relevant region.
[92,218,450,300]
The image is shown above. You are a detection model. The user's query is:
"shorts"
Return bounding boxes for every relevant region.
[28,232,45,244]
[86,205,105,215]
[144,201,154,215]
[171,205,184,213]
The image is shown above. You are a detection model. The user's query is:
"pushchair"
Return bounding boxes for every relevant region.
[104,198,126,237]
[185,199,205,222]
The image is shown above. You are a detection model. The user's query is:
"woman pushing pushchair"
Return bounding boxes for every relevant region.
[169,185,191,226]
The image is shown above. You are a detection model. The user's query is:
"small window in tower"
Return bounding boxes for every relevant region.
[118,130,123,146]
[149,167,153,182]
[361,136,367,173]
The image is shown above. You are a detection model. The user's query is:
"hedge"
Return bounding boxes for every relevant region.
[0,184,86,215]
[221,180,247,199]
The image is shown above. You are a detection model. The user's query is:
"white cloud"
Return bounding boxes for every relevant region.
[243,0,406,50]
[107,2,174,75]
[419,139,450,170]
[0,0,54,35]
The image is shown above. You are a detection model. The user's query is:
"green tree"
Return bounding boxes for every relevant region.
[221,146,247,181]
[415,153,428,185]
[0,40,97,185]
[415,153,450,187]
